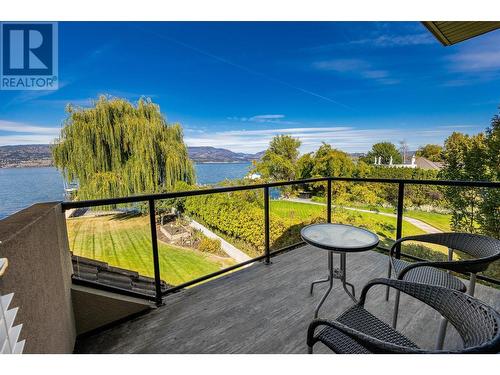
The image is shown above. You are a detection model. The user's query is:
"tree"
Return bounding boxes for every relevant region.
[52,96,195,200]
[297,152,315,180]
[311,143,355,178]
[253,135,301,181]
[363,142,402,164]
[479,109,500,237]
[305,143,355,199]
[354,160,372,178]
[416,144,443,162]
[440,132,488,233]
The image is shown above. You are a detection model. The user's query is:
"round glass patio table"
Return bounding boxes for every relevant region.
[301,223,379,318]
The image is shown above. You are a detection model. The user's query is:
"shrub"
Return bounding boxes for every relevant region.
[197,237,225,257]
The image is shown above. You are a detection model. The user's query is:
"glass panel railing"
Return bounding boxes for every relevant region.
[63,178,499,298]
[439,185,499,285]
[153,191,248,289]
[149,184,272,290]
[66,202,156,296]
[269,181,327,252]
[398,184,499,288]
[400,182,451,261]
[328,181,398,249]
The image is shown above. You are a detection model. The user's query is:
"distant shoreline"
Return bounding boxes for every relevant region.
[194,161,252,164]
[0,144,261,168]
[0,161,252,169]
[0,162,54,169]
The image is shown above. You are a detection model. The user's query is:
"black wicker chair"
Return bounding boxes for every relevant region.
[385,232,500,347]
[307,278,500,354]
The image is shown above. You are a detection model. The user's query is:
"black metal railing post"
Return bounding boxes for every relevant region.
[148,199,163,306]
[264,186,271,264]
[327,179,332,223]
[395,182,405,259]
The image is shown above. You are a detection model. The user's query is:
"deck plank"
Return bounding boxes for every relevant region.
[75,246,500,354]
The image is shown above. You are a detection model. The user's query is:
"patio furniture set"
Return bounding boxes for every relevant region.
[301,223,500,354]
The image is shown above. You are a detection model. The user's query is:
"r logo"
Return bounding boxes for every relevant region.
[1,22,58,90]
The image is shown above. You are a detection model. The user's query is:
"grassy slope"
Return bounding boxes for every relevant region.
[311,197,452,232]
[348,204,452,232]
[270,200,426,248]
[400,210,451,232]
[67,214,233,286]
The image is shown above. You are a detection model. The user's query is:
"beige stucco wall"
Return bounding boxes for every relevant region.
[71,285,151,335]
[0,202,76,353]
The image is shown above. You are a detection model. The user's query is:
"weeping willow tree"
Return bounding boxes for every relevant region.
[52,96,195,200]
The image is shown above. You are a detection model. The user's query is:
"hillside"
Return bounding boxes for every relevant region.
[0,144,264,168]
[188,146,264,163]
[0,144,54,168]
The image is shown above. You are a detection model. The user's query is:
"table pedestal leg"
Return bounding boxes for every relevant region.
[312,252,358,318]
[313,251,334,318]
[310,276,330,295]
[340,253,357,303]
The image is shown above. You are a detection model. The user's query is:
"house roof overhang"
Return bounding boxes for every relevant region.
[422,21,500,46]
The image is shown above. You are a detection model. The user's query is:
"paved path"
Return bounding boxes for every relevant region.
[284,198,442,234]
[189,219,252,263]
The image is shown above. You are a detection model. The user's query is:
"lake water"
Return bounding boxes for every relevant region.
[0,163,252,219]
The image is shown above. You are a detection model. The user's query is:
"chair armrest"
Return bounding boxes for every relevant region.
[359,277,463,322]
[355,278,500,353]
[389,237,410,258]
[307,318,423,354]
[388,235,491,275]
[388,235,444,257]
[394,257,487,278]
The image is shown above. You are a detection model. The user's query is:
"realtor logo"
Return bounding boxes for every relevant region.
[1,22,58,90]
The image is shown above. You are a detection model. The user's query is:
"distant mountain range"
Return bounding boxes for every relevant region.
[187,146,264,163]
[0,144,265,168]
[0,144,54,168]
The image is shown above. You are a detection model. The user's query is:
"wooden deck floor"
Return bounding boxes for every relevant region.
[75,245,500,354]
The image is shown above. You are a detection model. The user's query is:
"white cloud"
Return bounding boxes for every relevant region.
[249,114,285,120]
[442,32,500,85]
[0,120,60,135]
[0,134,58,146]
[349,33,435,47]
[185,124,477,154]
[227,114,297,125]
[1,118,483,156]
[362,70,388,79]
[448,50,500,73]
[35,98,94,107]
[0,120,59,146]
[3,81,71,107]
[312,59,399,85]
[306,32,434,53]
[312,59,369,72]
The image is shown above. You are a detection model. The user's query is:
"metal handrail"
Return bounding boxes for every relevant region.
[61,177,500,305]
[60,177,500,210]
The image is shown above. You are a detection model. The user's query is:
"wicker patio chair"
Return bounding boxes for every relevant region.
[385,232,500,347]
[307,278,500,354]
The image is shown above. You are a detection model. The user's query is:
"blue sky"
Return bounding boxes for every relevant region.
[1,21,499,153]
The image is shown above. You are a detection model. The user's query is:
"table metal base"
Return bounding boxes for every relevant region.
[310,251,357,318]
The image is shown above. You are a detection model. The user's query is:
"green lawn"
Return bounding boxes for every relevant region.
[347,204,452,232]
[400,210,451,232]
[311,197,452,232]
[270,200,426,248]
[270,200,327,221]
[67,214,233,286]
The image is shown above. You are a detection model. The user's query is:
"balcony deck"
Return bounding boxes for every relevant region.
[75,245,500,354]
